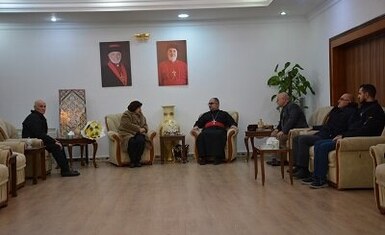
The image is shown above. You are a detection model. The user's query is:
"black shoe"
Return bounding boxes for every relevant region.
[287,166,299,174]
[310,179,328,189]
[213,160,222,165]
[301,176,314,185]
[129,163,135,168]
[266,158,280,166]
[293,169,310,179]
[61,170,80,177]
[198,158,206,165]
[135,163,142,167]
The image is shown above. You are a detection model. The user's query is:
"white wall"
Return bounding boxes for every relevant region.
[1,0,384,157]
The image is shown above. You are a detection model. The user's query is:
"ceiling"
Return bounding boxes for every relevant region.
[0,0,331,25]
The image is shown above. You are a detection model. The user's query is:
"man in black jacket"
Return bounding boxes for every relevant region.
[22,99,80,177]
[310,84,385,188]
[292,93,358,179]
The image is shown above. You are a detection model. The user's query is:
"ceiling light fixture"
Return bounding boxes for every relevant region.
[280,11,287,16]
[178,13,189,19]
[50,15,57,22]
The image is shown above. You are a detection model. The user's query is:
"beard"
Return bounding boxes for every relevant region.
[168,55,177,62]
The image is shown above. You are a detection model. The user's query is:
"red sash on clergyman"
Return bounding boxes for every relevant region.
[108,61,128,85]
[204,121,225,128]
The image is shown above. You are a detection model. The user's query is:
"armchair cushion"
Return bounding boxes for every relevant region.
[0,119,18,140]
[105,113,156,166]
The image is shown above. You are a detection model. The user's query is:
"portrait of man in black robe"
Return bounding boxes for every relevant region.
[99,41,132,87]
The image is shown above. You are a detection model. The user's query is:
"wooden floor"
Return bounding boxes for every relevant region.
[0,157,384,235]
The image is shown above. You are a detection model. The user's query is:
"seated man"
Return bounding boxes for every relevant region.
[192,98,237,165]
[22,99,80,177]
[309,84,385,188]
[292,93,358,179]
[268,92,308,166]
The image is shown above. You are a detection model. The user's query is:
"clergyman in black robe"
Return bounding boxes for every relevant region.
[192,98,237,165]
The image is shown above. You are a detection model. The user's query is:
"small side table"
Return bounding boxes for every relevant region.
[160,135,185,164]
[252,146,293,186]
[24,146,46,185]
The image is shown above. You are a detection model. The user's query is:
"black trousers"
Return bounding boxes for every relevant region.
[293,134,323,168]
[196,127,227,162]
[127,134,146,164]
[46,143,70,172]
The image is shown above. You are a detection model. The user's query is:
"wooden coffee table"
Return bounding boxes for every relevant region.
[252,146,293,186]
[57,137,98,168]
[244,128,273,161]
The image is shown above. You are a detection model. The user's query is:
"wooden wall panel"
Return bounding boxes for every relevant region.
[330,14,385,106]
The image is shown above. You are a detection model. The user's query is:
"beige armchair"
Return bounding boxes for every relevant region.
[190,111,239,162]
[105,113,157,166]
[0,142,26,188]
[288,106,385,189]
[0,148,11,208]
[0,118,52,184]
[369,143,385,214]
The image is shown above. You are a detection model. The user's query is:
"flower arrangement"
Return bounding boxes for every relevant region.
[161,119,180,135]
[81,120,105,140]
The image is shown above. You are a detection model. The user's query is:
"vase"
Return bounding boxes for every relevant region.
[160,105,180,162]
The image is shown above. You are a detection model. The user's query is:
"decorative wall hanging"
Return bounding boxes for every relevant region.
[99,41,132,87]
[156,40,188,86]
[59,89,87,137]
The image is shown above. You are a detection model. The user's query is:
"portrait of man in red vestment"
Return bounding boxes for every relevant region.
[99,41,132,87]
[157,40,188,86]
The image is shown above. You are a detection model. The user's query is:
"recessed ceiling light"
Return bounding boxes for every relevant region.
[280,11,287,16]
[50,15,57,22]
[178,13,189,19]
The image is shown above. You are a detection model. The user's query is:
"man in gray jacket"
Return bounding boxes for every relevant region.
[268,92,308,165]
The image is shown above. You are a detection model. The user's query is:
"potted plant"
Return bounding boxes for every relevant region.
[267,62,315,108]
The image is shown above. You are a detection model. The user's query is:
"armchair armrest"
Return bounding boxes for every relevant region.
[6,138,43,148]
[287,127,314,148]
[369,144,385,167]
[147,130,156,142]
[227,127,238,138]
[337,136,385,151]
[107,130,123,143]
[190,128,201,138]
[0,141,26,153]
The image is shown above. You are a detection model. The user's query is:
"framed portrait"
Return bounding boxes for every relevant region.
[99,41,132,87]
[156,40,188,86]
